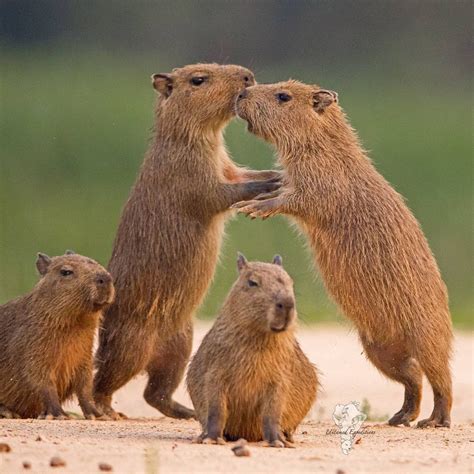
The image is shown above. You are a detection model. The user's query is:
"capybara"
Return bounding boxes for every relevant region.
[0,251,114,419]
[93,64,281,419]
[234,81,453,428]
[187,254,317,446]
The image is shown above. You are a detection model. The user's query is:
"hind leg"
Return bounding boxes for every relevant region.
[94,329,151,420]
[360,336,422,426]
[144,322,195,419]
[416,349,452,428]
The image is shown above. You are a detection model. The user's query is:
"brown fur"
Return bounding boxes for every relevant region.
[0,251,114,419]
[187,254,318,446]
[234,81,453,428]
[93,64,281,420]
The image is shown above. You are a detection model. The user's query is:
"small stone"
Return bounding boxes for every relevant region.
[98,462,113,471]
[0,442,11,452]
[232,445,251,457]
[336,470,346,474]
[23,461,31,469]
[50,456,66,467]
[232,439,250,457]
[35,434,47,442]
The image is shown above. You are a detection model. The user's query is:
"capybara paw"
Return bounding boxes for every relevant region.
[83,413,111,421]
[172,406,195,420]
[261,439,285,448]
[417,417,450,429]
[254,189,283,201]
[156,402,195,420]
[98,406,127,420]
[202,437,226,445]
[233,198,281,220]
[0,406,21,419]
[388,411,414,427]
[38,413,70,420]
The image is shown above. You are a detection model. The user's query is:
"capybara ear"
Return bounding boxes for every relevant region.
[237,252,248,272]
[65,250,76,255]
[151,73,174,98]
[36,253,52,276]
[312,89,338,113]
[272,255,283,266]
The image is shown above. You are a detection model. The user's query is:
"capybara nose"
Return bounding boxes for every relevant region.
[243,73,255,87]
[275,298,294,314]
[95,272,112,286]
[238,89,249,101]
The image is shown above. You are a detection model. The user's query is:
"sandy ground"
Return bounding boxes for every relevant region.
[0,324,473,474]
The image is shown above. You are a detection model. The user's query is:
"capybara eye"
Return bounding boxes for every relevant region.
[276,92,292,103]
[60,269,74,277]
[190,77,206,86]
[248,279,258,287]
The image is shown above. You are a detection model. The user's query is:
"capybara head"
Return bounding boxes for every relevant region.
[236,80,339,145]
[35,251,115,312]
[227,253,296,334]
[151,63,255,133]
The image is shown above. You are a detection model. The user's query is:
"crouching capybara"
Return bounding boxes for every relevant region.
[0,251,114,419]
[234,81,453,428]
[187,254,317,446]
[94,63,280,420]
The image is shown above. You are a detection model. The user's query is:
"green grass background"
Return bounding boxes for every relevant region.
[0,51,471,327]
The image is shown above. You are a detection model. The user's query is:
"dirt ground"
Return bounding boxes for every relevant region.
[1,324,473,473]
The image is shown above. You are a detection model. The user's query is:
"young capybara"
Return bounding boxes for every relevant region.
[234,81,453,428]
[93,64,281,419]
[0,251,114,419]
[187,254,317,446]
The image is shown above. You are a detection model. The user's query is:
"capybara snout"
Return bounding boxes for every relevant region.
[271,296,295,332]
[92,272,115,308]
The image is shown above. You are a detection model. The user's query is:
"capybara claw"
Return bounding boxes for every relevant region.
[0,406,21,419]
[388,411,414,427]
[202,437,226,445]
[416,417,450,429]
[262,439,285,448]
[38,413,70,420]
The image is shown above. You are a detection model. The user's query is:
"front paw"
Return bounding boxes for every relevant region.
[232,198,282,220]
[202,436,226,445]
[243,180,281,201]
[38,412,70,421]
[261,437,295,448]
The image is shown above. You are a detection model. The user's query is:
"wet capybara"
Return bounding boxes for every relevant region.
[0,251,114,419]
[187,254,317,446]
[93,64,281,419]
[234,80,452,428]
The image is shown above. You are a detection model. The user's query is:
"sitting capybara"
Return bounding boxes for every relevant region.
[94,64,280,420]
[0,251,114,419]
[234,81,453,428]
[187,254,317,446]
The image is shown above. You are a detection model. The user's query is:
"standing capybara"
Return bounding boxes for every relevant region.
[93,64,281,419]
[234,81,453,428]
[187,254,317,446]
[0,251,114,419]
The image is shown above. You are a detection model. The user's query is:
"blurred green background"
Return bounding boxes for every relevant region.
[0,1,471,327]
